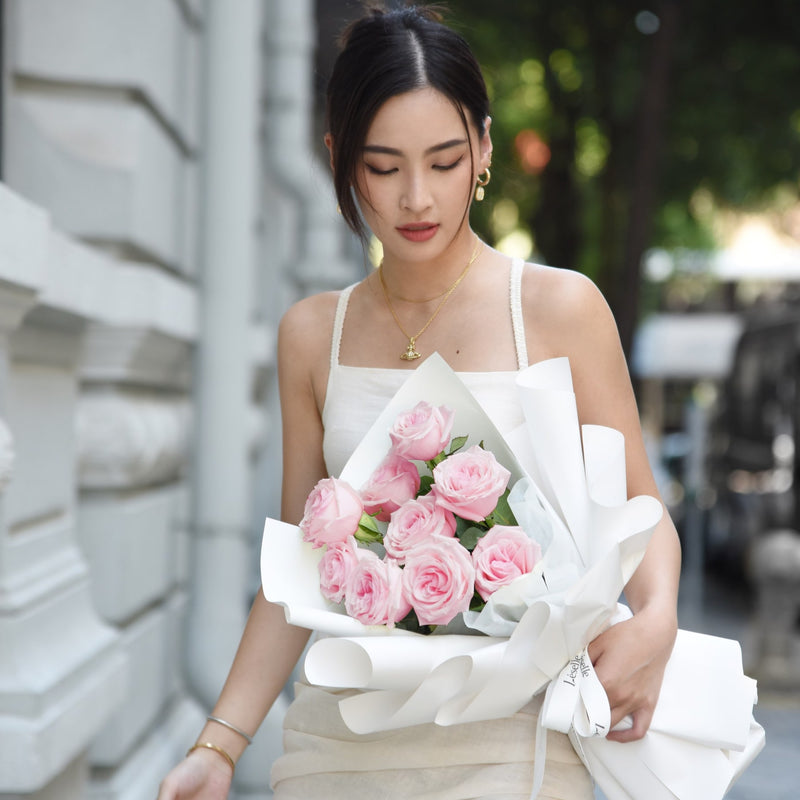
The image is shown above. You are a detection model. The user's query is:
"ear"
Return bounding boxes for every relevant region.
[324,133,335,172]
[479,117,493,172]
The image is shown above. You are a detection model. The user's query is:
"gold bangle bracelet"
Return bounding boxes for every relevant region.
[186,741,235,773]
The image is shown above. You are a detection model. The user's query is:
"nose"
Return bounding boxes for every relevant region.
[400,169,433,213]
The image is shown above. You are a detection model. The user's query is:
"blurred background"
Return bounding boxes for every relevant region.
[0,1,797,798]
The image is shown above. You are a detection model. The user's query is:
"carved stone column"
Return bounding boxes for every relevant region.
[0,186,127,799]
[70,245,202,797]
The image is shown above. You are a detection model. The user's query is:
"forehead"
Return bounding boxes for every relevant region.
[365,87,470,148]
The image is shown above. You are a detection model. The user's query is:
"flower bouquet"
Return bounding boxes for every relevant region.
[303,398,543,635]
[261,354,763,800]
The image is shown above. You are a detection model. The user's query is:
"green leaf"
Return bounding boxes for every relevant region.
[469,590,486,612]
[354,511,383,544]
[394,609,432,635]
[448,435,469,454]
[455,516,475,537]
[486,488,518,527]
[355,525,382,544]
[458,525,487,551]
[418,475,434,495]
[427,452,447,469]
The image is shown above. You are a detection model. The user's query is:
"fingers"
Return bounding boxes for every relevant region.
[586,628,607,666]
[588,639,658,742]
[607,708,653,743]
[603,675,659,741]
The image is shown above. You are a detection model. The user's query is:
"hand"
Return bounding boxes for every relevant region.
[157,748,234,800]
[587,607,677,743]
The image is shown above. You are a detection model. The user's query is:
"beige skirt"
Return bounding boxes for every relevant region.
[271,682,594,800]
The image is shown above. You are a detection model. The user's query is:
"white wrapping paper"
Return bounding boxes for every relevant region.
[260,353,763,800]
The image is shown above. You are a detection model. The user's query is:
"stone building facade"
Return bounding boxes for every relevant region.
[0,1,357,798]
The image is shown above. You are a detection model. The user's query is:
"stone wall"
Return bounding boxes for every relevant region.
[0,184,195,799]
[0,1,358,798]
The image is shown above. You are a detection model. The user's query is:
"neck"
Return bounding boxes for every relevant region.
[378,230,480,303]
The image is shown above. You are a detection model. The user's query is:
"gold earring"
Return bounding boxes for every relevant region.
[475,167,491,202]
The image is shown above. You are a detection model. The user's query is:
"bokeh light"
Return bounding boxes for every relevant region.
[515,129,551,175]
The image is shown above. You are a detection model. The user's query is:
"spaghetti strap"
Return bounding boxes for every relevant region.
[509,257,528,369]
[330,284,357,369]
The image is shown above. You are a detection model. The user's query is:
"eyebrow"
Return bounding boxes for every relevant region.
[362,138,468,157]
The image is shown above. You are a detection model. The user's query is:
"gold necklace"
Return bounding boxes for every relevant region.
[379,238,483,361]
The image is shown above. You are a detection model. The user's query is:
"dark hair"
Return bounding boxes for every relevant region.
[326,4,490,240]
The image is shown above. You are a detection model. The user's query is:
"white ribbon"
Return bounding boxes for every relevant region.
[530,647,611,799]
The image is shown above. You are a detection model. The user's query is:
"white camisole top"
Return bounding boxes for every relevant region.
[322,257,529,477]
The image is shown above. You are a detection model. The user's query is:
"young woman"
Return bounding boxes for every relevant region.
[158,6,680,799]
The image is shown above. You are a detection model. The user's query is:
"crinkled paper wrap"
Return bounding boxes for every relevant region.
[260,353,763,800]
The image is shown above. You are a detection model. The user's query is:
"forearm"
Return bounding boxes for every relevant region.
[195,590,311,763]
[624,506,681,626]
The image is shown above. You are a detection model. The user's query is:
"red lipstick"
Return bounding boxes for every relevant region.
[397,223,439,243]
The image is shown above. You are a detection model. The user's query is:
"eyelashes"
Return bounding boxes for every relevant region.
[433,155,465,172]
[365,165,398,176]
[364,155,465,176]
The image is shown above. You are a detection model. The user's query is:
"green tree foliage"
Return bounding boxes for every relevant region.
[447,0,800,353]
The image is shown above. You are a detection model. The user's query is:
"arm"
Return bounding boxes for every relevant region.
[529,267,681,743]
[159,295,335,797]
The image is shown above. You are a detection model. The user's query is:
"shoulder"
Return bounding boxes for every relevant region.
[279,289,341,334]
[523,262,609,318]
[277,290,343,395]
[521,262,618,355]
[278,290,344,355]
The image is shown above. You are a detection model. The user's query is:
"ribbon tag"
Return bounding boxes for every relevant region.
[543,647,611,738]
[529,648,611,800]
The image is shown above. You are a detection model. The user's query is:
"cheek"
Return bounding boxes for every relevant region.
[446,164,477,209]
[354,174,387,222]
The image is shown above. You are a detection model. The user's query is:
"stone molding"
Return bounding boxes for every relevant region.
[90,603,171,767]
[80,326,194,390]
[44,233,198,343]
[0,185,47,336]
[77,485,186,624]
[0,182,48,292]
[0,183,198,342]
[10,0,201,150]
[86,696,205,800]
[76,392,191,490]
[7,95,189,271]
[0,511,128,792]
[0,417,15,492]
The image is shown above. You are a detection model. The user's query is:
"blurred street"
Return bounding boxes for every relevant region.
[595,573,800,800]
[677,577,800,800]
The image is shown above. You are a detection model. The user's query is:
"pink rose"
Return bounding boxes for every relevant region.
[430,445,511,522]
[318,538,361,604]
[389,401,455,462]
[472,525,542,601]
[361,454,421,522]
[344,551,411,627]
[384,495,456,563]
[402,537,475,627]
[300,477,364,548]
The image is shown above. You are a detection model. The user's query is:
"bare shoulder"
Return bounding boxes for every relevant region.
[278,290,341,402]
[523,262,610,321]
[521,263,619,357]
[278,291,339,359]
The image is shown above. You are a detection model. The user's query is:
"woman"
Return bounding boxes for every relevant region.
[158,5,680,799]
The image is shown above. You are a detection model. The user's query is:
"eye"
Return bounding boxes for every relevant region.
[433,155,465,171]
[365,164,398,176]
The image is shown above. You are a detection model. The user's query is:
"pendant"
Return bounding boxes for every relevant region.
[401,339,421,361]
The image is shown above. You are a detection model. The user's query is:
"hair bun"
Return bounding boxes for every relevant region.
[362,2,446,24]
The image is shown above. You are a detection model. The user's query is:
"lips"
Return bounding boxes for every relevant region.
[396,223,439,243]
